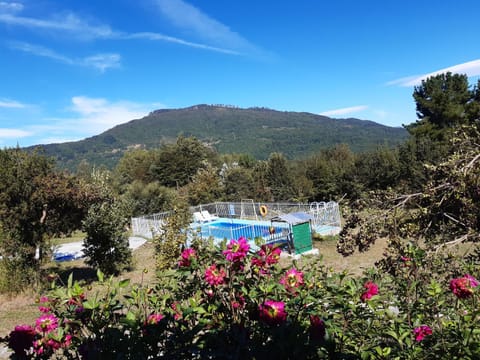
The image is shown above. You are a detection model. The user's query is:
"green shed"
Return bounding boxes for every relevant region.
[271,212,313,255]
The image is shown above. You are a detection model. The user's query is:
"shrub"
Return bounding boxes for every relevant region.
[4,239,479,359]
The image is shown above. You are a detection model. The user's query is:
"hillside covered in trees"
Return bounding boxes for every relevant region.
[29,105,408,171]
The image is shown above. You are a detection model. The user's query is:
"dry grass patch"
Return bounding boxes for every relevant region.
[0,240,156,338]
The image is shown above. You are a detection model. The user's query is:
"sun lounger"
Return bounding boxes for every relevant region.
[193,212,206,223]
[201,210,219,222]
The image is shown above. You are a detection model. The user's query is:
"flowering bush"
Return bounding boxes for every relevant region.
[4,239,480,359]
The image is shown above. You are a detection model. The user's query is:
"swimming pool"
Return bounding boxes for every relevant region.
[193,218,289,244]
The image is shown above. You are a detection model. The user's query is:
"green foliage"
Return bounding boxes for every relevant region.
[149,136,218,188]
[266,152,295,201]
[6,238,479,358]
[221,165,256,201]
[408,72,476,140]
[122,180,176,217]
[153,200,192,271]
[82,170,132,275]
[181,163,224,205]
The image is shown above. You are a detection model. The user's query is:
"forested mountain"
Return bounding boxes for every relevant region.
[30,104,409,170]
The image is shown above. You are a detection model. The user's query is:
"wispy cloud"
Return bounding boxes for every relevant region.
[127,32,241,55]
[0,98,27,108]
[0,1,23,14]
[319,105,368,117]
[0,128,31,139]
[152,0,256,52]
[10,42,121,72]
[0,3,256,56]
[0,12,116,40]
[388,59,480,87]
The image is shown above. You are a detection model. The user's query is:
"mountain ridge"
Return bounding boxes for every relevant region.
[29,104,409,171]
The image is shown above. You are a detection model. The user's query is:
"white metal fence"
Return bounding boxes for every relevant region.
[131,201,341,239]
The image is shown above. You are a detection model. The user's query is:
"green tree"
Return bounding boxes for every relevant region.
[149,136,218,188]
[122,180,176,217]
[408,72,472,140]
[82,170,132,275]
[154,200,191,271]
[265,152,295,201]
[181,164,224,205]
[114,149,157,189]
[355,146,400,190]
[222,166,256,201]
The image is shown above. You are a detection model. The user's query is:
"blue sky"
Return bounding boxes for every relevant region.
[1,0,480,147]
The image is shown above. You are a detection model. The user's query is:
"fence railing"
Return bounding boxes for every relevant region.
[131,201,341,239]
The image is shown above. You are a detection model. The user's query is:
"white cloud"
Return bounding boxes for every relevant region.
[68,96,151,134]
[319,105,368,117]
[0,1,23,14]
[0,12,116,40]
[127,32,240,55]
[0,4,254,56]
[153,0,251,49]
[0,98,27,108]
[0,128,31,138]
[10,42,121,72]
[388,59,480,87]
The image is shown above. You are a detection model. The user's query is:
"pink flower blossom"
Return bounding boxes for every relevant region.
[413,325,432,341]
[361,281,379,302]
[251,244,281,274]
[309,315,326,341]
[258,300,287,326]
[8,325,36,356]
[450,274,479,299]
[35,314,58,334]
[171,303,182,320]
[145,313,164,325]
[38,296,51,313]
[223,237,250,262]
[204,264,226,286]
[178,248,197,267]
[280,268,304,292]
[63,334,72,348]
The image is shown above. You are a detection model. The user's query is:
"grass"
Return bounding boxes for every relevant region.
[0,236,387,340]
[50,230,86,245]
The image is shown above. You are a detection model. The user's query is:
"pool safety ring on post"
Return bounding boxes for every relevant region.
[259,205,268,217]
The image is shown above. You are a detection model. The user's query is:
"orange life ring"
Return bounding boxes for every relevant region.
[259,205,268,217]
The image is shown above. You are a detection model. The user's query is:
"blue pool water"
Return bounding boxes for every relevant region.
[195,219,289,242]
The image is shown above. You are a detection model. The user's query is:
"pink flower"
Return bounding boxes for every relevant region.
[145,313,164,325]
[223,237,250,262]
[204,264,226,286]
[361,281,379,302]
[309,315,326,341]
[280,268,304,292]
[450,274,479,299]
[8,325,36,356]
[171,303,182,320]
[63,334,73,348]
[178,248,197,267]
[251,244,282,274]
[38,296,51,313]
[35,314,58,334]
[258,300,287,326]
[413,325,432,341]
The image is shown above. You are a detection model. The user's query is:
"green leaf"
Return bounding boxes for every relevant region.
[97,269,104,282]
[118,278,130,288]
